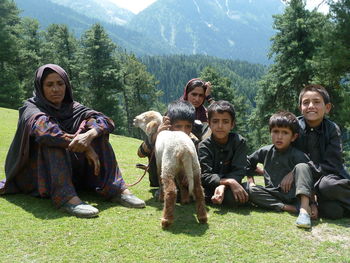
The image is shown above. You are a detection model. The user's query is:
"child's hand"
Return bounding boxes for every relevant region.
[247,176,256,186]
[232,183,249,204]
[211,185,226,204]
[157,116,171,133]
[255,167,264,175]
[150,116,171,144]
[221,179,249,204]
[280,171,294,193]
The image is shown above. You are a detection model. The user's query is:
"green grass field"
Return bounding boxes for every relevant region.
[0,107,349,263]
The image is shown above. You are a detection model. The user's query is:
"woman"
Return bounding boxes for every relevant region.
[1,64,145,218]
[182,78,214,140]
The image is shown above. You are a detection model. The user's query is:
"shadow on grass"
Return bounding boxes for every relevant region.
[162,203,209,236]
[318,217,350,228]
[2,191,128,220]
[3,194,66,220]
[210,202,253,216]
[144,189,210,236]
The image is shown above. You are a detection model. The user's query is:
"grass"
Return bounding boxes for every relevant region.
[1,107,350,263]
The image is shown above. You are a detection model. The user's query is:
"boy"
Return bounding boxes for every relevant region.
[247,111,314,228]
[293,84,350,219]
[198,100,249,207]
[137,100,198,188]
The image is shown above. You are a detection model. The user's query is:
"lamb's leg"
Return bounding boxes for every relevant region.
[161,176,177,228]
[158,178,164,202]
[193,174,208,224]
[156,160,164,202]
[178,174,190,204]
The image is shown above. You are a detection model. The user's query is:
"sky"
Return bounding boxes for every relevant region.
[109,0,331,14]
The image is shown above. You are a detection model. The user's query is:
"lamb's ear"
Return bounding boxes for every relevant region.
[146,120,159,136]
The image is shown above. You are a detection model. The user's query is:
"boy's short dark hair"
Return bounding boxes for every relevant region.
[298,84,330,106]
[269,111,300,134]
[208,100,235,122]
[167,100,195,124]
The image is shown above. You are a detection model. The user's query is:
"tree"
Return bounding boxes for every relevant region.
[119,53,162,137]
[311,0,350,127]
[251,0,323,147]
[16,18,43,98]
[0,0,23,108]
[80,23,121,119]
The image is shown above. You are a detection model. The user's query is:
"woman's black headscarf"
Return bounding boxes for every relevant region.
[2,64,109,192]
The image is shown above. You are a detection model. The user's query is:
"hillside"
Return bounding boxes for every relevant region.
[141,54,266,104]
[126,0,284,64]
[49,0,134,25]
[14,0,173,55]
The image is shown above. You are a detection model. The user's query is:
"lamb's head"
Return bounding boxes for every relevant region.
[133,111,163,137]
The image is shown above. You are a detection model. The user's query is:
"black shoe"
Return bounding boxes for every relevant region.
[112,194,146,208]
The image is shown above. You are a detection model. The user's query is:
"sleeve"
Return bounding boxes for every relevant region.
[198,142,222,189]
[30,115,71,147]
[85,115,114,136]
[224,138,248,183]
[320,123,346,176]
[137,139,154,158]
[246,148,265,177]
[295,150,310,164]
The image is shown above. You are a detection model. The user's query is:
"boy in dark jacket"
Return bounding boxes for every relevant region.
[247,111,314,228]
[293,84,350,219]
[198,100,249,207]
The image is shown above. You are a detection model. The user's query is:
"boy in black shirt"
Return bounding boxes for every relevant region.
[247,111,314,228]
[293,84,350,219]
[198,100,249,207]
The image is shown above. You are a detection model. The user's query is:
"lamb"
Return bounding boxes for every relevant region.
[133,110,208,228]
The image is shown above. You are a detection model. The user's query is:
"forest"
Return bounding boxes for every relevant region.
[0,0,349,163]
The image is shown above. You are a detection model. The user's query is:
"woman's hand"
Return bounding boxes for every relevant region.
[205,82,212,97]
[68,128,98,152]
[85,146,100,176]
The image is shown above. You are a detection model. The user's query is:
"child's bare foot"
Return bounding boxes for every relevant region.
[310,203,318,220]
[282,204,298,214]
[211,185,225,204]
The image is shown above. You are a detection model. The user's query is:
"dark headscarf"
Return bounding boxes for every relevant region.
[2,64,108,192]
[182,78,208,123]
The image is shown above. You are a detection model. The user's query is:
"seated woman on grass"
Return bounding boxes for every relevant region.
[1,64,145,218]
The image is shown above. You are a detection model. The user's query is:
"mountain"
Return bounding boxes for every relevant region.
[49,0,134,25]
[14,0,284,64]
[127,0,284,64]
[14,0,172,55]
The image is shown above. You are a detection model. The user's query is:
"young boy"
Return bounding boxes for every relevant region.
[198,100,249,207]
[293,84,350,219]
[247,111,314,228]
[137,100,198,188]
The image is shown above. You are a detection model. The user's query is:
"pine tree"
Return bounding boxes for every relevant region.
[0,0,23,108]
[16,18,43,98]
[80,23,120,119]
[119,53,162,137]
[251,0,321,146]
